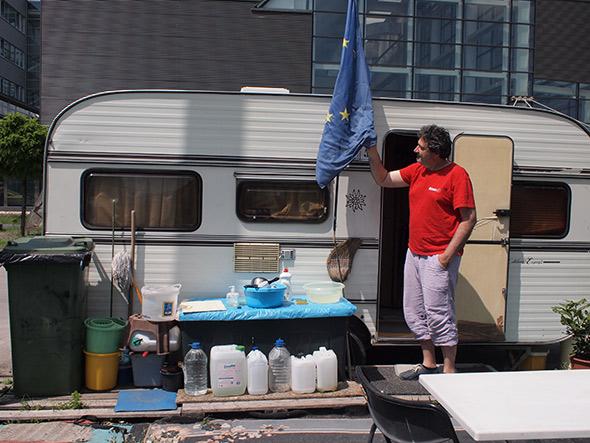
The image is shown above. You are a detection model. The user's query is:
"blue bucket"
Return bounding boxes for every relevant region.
[244,283,286,308]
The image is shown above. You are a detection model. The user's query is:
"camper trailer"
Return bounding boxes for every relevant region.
[43,90,590,360]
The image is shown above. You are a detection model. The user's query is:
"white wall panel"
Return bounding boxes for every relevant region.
[505,250,590,342]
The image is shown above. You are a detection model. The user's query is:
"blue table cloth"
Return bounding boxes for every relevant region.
[179,296,356,321]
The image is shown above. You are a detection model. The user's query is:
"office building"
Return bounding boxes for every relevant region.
[0,0,40,209]
[41,0,590,125]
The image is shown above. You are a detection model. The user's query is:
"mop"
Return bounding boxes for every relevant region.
[112,210,142,312]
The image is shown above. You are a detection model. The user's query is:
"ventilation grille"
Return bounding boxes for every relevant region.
[234,243,280,273]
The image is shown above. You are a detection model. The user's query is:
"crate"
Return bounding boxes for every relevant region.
[131,353,165,387]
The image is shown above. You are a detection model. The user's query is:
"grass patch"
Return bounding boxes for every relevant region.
[0,214,20,225]
[54,391,85,410]
[0,218,42,250]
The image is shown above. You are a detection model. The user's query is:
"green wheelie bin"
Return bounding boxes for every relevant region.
[0,236,94,396]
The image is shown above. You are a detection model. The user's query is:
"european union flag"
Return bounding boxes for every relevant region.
[315,0,377,188]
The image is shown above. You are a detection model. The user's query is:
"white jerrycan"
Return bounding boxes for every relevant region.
[210,344,247,397]
[312,346,338,392]
[291,354,316,394]
[246,346,269,395]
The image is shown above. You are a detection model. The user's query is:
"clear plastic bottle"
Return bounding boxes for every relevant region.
[268,338,291,392]
[226,285,239,307]
[183,342,208,396]
[247,345,269,395]
[279,268,292,300]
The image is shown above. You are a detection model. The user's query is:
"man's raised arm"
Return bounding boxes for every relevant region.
[366,146,408,188]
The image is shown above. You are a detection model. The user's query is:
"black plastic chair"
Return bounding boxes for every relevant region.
[356,366,460,443]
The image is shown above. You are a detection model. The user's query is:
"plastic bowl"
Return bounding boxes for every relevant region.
[303,281,344,304]
[244,283,286,308]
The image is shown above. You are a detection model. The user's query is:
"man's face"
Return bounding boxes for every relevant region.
[414,137,433,165]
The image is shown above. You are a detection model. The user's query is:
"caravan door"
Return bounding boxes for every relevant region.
[453,135,513,342]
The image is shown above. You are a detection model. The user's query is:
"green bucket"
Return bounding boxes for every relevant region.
[85,318,128,354]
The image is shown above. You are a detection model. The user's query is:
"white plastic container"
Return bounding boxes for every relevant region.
[129,325,181,352]
[303,282,344,304]
[279,268,292,300]
[210,344,247,397]
[312,347,338,392]
[247,346,269,395]
[141,283,182,321]
[291,354,316,394]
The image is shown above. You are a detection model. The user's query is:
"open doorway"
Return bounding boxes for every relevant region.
[377,131,418,339]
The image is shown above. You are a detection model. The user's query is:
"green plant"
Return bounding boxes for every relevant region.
[19,397,41,411]
[54,390,85,410]
[552,298,590,360]
[0,113,47,236]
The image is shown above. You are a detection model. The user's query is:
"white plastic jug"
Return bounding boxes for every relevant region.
[210,344,247,397]
[291,354,316,394]
[312,347,338,392]
[129,326,181,352]
[141,283,181,321]
[247,346,269,395]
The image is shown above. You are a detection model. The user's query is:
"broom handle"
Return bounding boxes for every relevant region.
[110,199,116,318]
[331,177,345,285]
[128,209,136,317]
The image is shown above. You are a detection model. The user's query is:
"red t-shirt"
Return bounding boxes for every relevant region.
[399,162,475,256]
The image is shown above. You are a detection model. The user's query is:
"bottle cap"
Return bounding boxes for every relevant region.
[237,345,245,352]
[191,342,201,349]
[251,345,258,351]
[283,267,289,272]
[275,338,285,347]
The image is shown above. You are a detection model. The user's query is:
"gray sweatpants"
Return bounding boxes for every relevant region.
[403,250,461,346]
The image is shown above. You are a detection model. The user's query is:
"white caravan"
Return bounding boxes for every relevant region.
[43,90,590,359]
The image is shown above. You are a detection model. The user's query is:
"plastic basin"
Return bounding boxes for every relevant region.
[84,350,120,391]
[244,284,286,308]
[303,281,344,304]
[85,318,128,353]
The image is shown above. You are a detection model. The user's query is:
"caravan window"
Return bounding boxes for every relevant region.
[82,170,202,231]
[236,179,329,223]
[510,181,570,238]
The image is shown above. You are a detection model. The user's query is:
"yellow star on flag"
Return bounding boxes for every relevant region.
[340,108,350,120]
[325,112,333,123]
[342,37,349,48]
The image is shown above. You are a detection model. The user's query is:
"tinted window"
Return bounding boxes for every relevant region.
[237,180,329,223]
[83,170,202,230]
[510,182,569,238]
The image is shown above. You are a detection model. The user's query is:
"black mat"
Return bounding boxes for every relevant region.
[363,366,429,395]
[360,364,496,396]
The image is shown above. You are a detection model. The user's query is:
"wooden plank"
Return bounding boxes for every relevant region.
[0,398,117,410]
[177,381,363,404]
[181,396,367,414]
[0,407,181,421]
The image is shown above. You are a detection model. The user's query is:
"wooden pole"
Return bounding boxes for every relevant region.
[128,209,136,317]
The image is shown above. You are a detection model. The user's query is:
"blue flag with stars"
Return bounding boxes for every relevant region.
[315,0,377,188]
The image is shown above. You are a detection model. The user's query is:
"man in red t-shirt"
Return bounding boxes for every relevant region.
[367,125,476,380]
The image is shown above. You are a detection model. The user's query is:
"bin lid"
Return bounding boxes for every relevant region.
[2,236,94,254]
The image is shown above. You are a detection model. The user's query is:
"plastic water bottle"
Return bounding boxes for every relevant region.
[226,285,239,308]
[269,338,291,392]
[183,342,208,396]
[279,268,292,300]
[247,346,269,395]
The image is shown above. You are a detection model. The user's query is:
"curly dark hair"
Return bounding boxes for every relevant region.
[418,125,452,159]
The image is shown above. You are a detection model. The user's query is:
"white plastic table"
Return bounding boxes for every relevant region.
[419,370,590,441]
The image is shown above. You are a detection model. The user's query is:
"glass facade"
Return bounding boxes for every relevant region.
[312,0,535,106]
